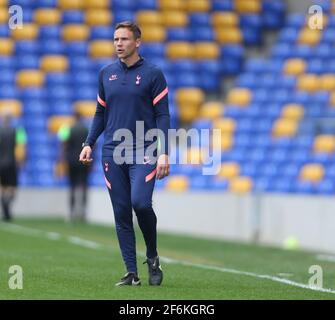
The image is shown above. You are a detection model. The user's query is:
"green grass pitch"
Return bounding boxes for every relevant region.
[0,218,335,300]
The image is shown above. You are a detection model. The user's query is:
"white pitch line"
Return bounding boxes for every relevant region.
[316,254,335,263]
[1,223,335,295]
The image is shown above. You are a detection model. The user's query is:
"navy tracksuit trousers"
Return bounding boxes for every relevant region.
[102,158,158,274]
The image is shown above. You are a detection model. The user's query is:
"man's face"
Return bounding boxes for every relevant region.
[114,28,140,60]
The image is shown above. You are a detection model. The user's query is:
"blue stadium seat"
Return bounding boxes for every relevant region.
[39,39,65,55]
[169,60,197,74]
[15,40,40,55]
[112,0,137,11]
[45,73,71,86]
[262,0,285,29]
[277,28,299,44]
[210,179,229,190]
[39,26,61,39]
[0,25,9,37]
[285,13,306,29]
[33,0,57,8]
[23,115,47,131]
[234,133,252,147]
[113,11,135,24]
[65,42,88,57]
[69,56,93,71]
[15,54,39,69]
[191,27,215,41]
[62,11,85,24]
[272,178,295,193]
[318,179,335,194]
[47,85,73,100]
[167,28,192,42]
[0,85,19,99]
[281,163,300,178]
[20,88,46,100]
[140,43,165,58]
[72,70,96,86]
[9,0,33,7]
[0,69,15,85]
[253,177,271,192]
[212,0,233,11]
[229,147,246,162]
[0,57,15,69]
[74,85,97,100]
[190,176,210,189]
[189,13,211,26]
[241,27,262,45]
[137,0,157,10]
[175,72,200,87]
[48,99,72,115]
[23,99,47,115]
[90,26,114,40]
[294,181,316,194]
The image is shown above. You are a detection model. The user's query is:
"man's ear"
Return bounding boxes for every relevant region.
[135,38,141,48]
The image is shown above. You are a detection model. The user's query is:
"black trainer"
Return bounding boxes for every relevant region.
[144,256,163,286]
[115,272,141,286]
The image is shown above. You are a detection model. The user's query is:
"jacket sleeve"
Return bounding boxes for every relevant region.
[85,68,106,147]
[151,68,170,155]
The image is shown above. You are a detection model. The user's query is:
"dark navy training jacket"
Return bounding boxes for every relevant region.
[85,57,170,157]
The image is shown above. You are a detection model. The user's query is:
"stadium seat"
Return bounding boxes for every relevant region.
[186,0,211,12]
[283,58,306,76]
[215,27,243,44]
[297,74,319,92]
[16,70,44,88]
[320,74,335,91]
[136,10,162,26]
[299,163,325,183]
[162,11,188,28]
[58,0,84,10]
[84,0,110,9]
[158,0,185,11]
[40,55,68,72]
[211,12,239,28]
[281,103,304,121]
[313,135,335,154]
[85,10,112,26]
[166,42,193,59]
[297,28,321,46]
[0,38,13,55]
[199,101,222,120]
[73,100,96,117]
[165,175,189,192]
[89,40,114,59]
[234,0,262,14]
[227,88,252,106]
[218,162,240,180]
[182,148,206,165]
[0,8,8,24]
[229,176,253,193]
[11,23,39,40]
[34,8,61,25]
[62,24,90,42]
[48,115,74,134]
[39,25,61,39]
[212,132,233,151]
[141,26,166,42]
[193,42,219,60]
[0,99,22,117]
[213,118,236,134]
[61,10,85,24]
[272,119,298,138]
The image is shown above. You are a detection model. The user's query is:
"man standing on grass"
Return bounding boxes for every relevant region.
[79,21,170,286]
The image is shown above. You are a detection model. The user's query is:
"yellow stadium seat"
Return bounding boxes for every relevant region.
[0,0,8,6]
[11,23,39,40]
[212,118,236,134]
[40,55,68,72]
[193,42,219,60]
[281,103,304,121]
[320,74,335,91]
[0,99,22,117]
[62,24,90,42]
[16,70,44,88]
[48,115,74,134]
[141,26,166,42]
[272,119,298,138]
[313,135,335,154]
[283,58,306,76]
[165,175,189,192]
[84,0,110,9]
[74,100,96,118]
[136,11,162,26]
[0,38,13,55]
[234,0,261,13]
[85,10,112,26]
[0,7,8,24]
[330,92,335,106]
[211,12,239,27]
[89,40,114,58]
[298,28,321,46]
[215,27,243,44]
[166,42,193,59]
[218,162,240,179]
[229,177,253,194]
[182,148,205,165]
[158,0,185,11]
[299,164,324,183]
[178,107,199,123]
[297,74,319,92]
[34,9,61,25]
[199,102,223,120]
[162,11,188,27]
[186,0,210,12]
[227,88,252,106]
[58,0,83,10]
[175,87,205,107]
[212,133,233,151]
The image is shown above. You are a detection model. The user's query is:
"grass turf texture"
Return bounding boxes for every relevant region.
[0,218,335,299]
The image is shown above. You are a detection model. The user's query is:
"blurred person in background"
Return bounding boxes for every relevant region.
[0,112,27,222]
[79,21,170,286]
[58,111,91,223]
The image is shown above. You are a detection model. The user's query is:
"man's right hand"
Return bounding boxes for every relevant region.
[79,146,93,165]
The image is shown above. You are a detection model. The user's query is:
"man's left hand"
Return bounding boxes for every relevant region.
[156,154,169,180]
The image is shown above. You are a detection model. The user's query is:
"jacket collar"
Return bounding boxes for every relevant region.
[118,56,144,70]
